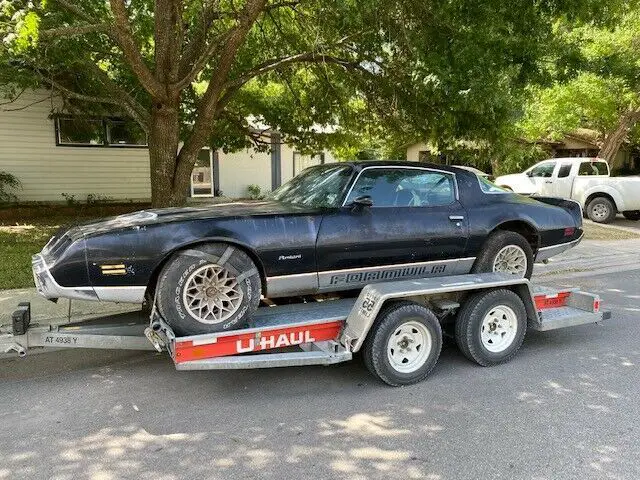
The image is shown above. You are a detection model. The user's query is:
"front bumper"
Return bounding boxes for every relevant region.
[535,233,584,263]
[32,253,99,301]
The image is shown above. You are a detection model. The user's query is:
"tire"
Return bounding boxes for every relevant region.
[587,197,616,224]
[455,289,527,367]
[156,243,261,335]
[623,211,640,221]
[362,301,442,387]
[472,231,534,279]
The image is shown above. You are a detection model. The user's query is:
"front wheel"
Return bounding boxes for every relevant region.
[362,301,442,386]
[156,243,261,335]
[472,231,534,279]
[455,289,527,366]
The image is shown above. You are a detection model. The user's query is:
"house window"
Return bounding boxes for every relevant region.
[107,119,148,146]
[56,117,105,146]
[55,116,147,147]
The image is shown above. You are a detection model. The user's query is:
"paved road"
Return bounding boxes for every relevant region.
[2,269,640,480]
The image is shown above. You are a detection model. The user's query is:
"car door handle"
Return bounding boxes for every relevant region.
[544,180,553,184]
[449,215,465,221]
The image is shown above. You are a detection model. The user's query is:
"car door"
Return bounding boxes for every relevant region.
[548,161,574,198]
[527,160,557,195]
[315,166,469,291]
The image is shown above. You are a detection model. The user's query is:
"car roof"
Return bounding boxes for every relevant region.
[337,160,468,174]
[539,157,607,163]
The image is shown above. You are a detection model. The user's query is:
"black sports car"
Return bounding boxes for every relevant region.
[33,161,583,334]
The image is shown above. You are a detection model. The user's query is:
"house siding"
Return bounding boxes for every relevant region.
[217,147,272,198]
[0,89,151,202]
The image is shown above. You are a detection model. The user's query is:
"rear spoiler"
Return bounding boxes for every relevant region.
[532,196,583,223]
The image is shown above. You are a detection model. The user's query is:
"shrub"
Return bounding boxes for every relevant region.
[0,171,21,202]
[247,184,263,200]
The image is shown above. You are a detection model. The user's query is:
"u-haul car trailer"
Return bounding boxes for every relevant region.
[2,273,609,386]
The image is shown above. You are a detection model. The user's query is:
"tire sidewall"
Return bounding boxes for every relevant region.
[157,245,260,335]
[587,197,616,223]
[465,291,527,364]
[473,231,534,279]
[365,303,442,386]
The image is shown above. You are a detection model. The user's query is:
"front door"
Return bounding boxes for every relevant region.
[191,149,214,197]
[315,167,469,291]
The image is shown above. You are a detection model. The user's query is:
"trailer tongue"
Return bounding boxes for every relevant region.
[3,273,609,386]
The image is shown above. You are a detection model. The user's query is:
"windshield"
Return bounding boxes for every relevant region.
[271,164,354,208]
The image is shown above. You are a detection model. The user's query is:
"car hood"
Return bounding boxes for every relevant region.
[74,200,322,237]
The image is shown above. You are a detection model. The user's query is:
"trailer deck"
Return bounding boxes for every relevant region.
[2,273,610,386]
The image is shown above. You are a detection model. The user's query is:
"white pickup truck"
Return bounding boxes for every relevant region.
[494,157,640,223]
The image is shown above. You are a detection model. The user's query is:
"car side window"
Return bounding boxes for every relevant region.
[346,168,455,207]
[578,161,608,176]
[529,162,556,178]
[557,163,572,178]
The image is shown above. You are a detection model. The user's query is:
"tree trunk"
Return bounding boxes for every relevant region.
[148,100,183,207]
[599,109,640,167]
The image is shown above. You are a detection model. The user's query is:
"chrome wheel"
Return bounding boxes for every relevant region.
[386,320,433,373]
[182,264,243,324]
[492,245,527,277]
[480,305,518,353]
[591,202,610,221]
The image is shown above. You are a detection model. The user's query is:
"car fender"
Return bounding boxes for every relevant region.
[577,183,625,212]
[494,173,536,194]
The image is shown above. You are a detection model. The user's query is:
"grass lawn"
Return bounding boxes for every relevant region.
[0,203,149,290]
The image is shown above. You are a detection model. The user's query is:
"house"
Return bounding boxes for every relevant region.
[406,129,638,174]
[0,89,334,202]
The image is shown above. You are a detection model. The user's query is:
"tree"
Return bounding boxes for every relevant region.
[520,6,640,165]
[0,0,605,206]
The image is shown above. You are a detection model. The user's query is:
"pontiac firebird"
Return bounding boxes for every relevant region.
[33,161,583,334]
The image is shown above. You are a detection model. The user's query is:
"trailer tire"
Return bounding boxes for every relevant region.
[587,197,616,224]
[156,243,261,335]
[455,289,527,367]
[472,231,534,279]
[362,301,442,387]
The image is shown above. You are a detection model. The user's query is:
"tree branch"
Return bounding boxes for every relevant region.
[108,0,166,100]
[40,23,110,39]
[50,0,95,23]
[175,0,268,186]
[224,52,364,90]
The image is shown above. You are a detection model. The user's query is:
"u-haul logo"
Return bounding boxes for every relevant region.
[236,330,315,353]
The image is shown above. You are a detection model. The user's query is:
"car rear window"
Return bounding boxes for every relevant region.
[578,161,608,176]
[478,175,509,193]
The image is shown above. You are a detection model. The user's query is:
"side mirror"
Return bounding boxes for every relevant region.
[351,195,373,208]
[525,171,533,177]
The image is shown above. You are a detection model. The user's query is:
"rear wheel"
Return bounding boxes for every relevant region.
[455,289,527,366]
[156,243,261,335]
[362,301,442,386]
[623,211,640,221]
[472,231,534,279]
[587,197,616,223]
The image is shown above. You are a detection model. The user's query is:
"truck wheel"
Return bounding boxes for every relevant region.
[362,301,442,387]
[156,243,261,335]
[472,231,534,279]
[455,289,527,367]
[623,211,640,221]
[587,197,616,223]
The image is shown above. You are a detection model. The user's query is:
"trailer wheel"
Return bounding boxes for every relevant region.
[156,243,261,335]
[455,289,527,367]
[362,301,442,387]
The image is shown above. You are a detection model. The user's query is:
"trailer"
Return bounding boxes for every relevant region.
[2,273,609,386]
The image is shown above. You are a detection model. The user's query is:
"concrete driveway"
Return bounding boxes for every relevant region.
[1,251,640,479]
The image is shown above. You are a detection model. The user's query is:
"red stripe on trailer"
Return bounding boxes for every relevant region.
[173,320,344,363]
[534,291,571,310]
